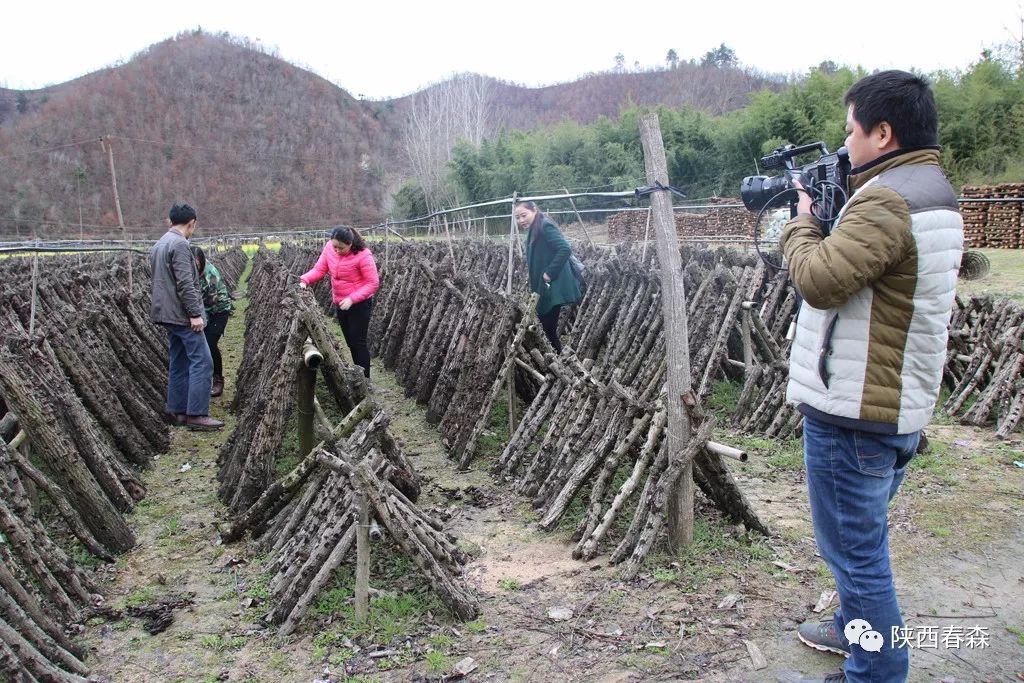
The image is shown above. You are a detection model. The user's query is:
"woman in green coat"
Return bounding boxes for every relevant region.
[514,201,581,352]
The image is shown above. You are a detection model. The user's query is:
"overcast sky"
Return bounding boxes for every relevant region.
[3,1,1021,99]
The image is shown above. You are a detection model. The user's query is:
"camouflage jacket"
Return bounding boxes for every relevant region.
[200,263,234,317]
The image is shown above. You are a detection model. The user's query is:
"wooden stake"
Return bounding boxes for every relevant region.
[442,214,457,272]
[641,207,653,261]
[562,187,594,245]
[507,193,519,434]
[638,112,694,552]
[28,249,39,337]
[355,492,370,621]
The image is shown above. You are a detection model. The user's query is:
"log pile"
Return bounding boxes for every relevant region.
[336,238,774,573]
[943,295,1024,438]
[221,247,475,628]
[961,184,1024,248]
[0,251,188,681]
[212,246,249,291]
[282,240,536,469]
[607,200,756,243]
[225,401,478,634]
[218,249,411,512]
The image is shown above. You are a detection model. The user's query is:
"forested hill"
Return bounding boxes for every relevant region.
[0,31,772,237]
[0,32,389,237]
[389,65,775,130]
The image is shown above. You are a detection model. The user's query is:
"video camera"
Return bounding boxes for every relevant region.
[739,141,851,272]
[741,141,851,234]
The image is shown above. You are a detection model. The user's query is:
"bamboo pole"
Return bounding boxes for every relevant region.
[638,112,694,551]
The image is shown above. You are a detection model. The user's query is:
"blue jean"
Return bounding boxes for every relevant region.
[165,324,213,417]
[802,415,919,683]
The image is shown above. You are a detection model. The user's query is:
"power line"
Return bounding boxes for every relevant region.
[110,134,352,165]
[0,137,102,160]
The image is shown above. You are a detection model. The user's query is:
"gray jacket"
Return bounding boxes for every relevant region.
[149,229,203,326]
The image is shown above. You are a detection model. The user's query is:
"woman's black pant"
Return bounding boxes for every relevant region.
[336,297,373,378]
[538,304,563,353]
[204,311,230,377]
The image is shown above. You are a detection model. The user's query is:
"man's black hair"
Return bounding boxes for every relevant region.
[844,70,939,148]
[169,203,197,226]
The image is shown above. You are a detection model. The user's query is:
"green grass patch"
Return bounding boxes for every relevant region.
[498,577,522,591]
[708,379,743,419]
[125,586,157,607]
[646,516,775,590]
[1007,625,1024,647]
[311,566,447,647]
[731,434,804,471]
[425,651,450,673]
[477,399,512,461]
[244,572,271,600]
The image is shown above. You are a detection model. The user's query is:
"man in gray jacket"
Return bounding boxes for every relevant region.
[150,204,223,431]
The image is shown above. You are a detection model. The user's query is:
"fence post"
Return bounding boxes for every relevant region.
[638,112,695,552]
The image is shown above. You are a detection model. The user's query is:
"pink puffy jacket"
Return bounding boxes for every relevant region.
[300,242,380,305]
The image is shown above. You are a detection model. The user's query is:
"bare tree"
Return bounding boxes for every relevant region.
[402,73,497,213]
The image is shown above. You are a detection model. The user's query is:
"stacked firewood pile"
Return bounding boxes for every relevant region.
[0,251,182,680]
[943,295,1024,437]
[961,184,1024,248]
[606,199,756,242]
[221,248,476,627]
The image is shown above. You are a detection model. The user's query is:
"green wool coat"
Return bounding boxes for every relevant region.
[526,216,581,316]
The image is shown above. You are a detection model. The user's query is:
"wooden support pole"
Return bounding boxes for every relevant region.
[638,112,694,552]
[355,492,370,622]
[741,308,753,372]
[296,341,319,460]
[641,207,653,261]
[442,214,457,272]
[28,249,39,337]
[562,187,594,246]
[508,192,519,435]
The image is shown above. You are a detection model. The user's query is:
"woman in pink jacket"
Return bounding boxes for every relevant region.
[299,226,380,378]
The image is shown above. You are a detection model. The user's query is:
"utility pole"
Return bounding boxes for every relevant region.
[638,112,694,551]
[102,135,131,290]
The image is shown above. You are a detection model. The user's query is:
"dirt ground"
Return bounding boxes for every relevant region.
[79,252,1024,683]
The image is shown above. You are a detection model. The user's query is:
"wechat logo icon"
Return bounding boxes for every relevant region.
[844,619,884,653]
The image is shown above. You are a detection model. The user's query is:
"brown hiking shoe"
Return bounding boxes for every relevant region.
[210,375,224,397]
[186,415,224,431]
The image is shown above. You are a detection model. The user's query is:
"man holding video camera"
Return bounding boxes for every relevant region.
[780,71,963,682]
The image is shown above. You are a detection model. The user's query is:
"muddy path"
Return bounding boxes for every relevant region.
[80,264,1024,682]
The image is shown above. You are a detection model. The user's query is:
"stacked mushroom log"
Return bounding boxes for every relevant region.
[220,248,476,630]
[212,246,250,291]
[943,295,1024,438]
[328,238,774,575]
[0,250,196,681]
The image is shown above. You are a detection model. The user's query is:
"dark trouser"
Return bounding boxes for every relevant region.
[538,305,562,353]
[336,297,373,378]
[204,311,230,377]
[164,324,213,416]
